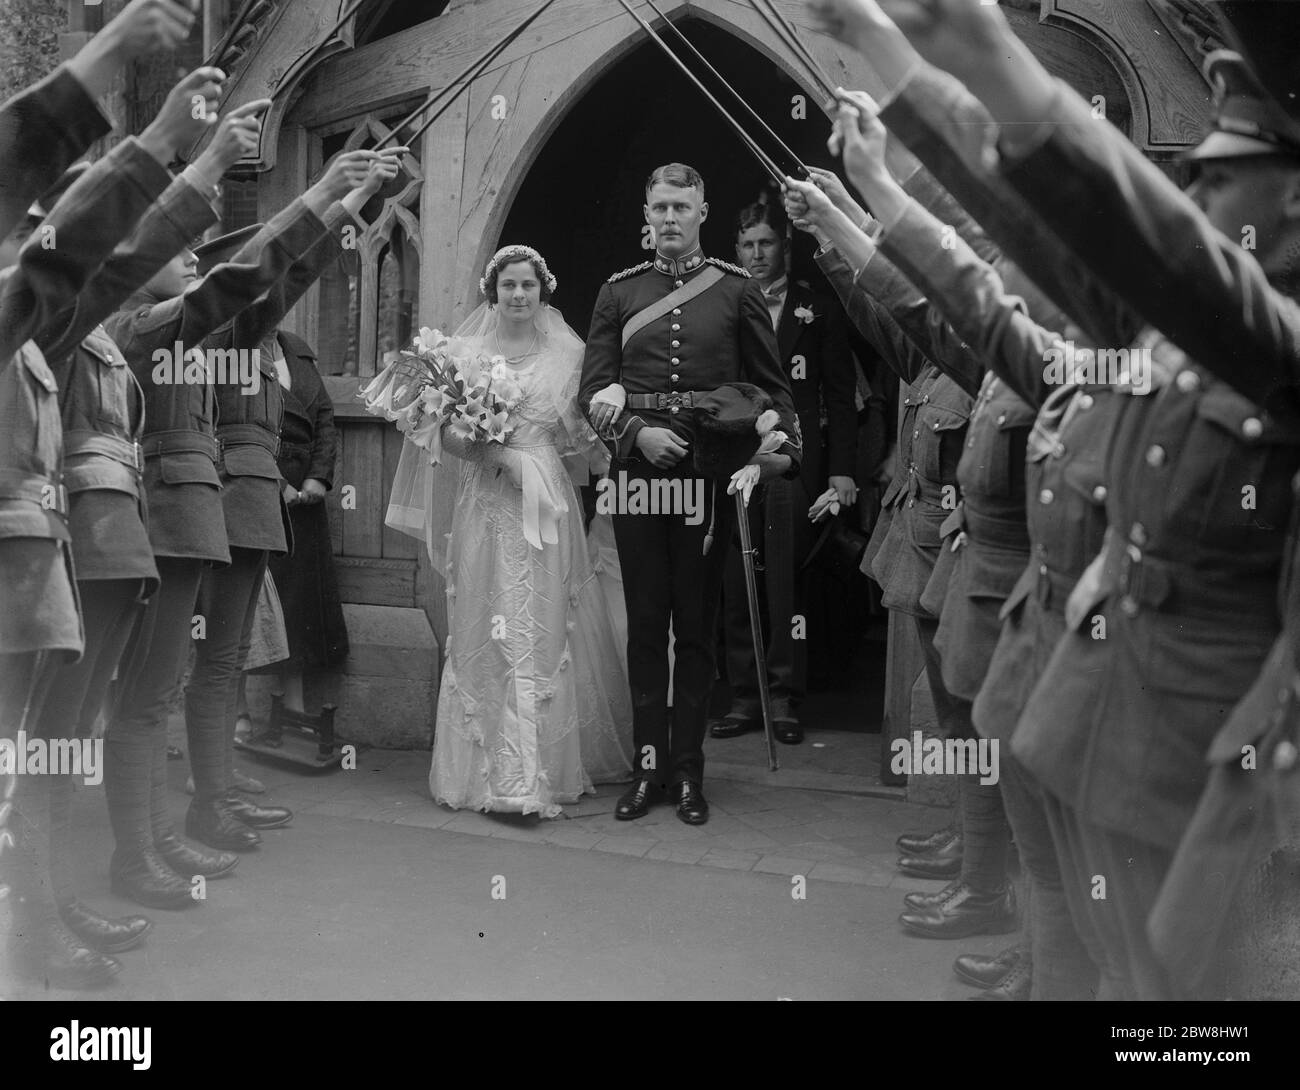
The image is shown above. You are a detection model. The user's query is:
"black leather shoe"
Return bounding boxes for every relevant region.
[896,823,958,855]
[953,945,1024,989]
[774,717,803,745]
[614,779,660,821]
[898,833,964,879]
[903,879,963,911]
[110,847,198,910]
[223,795,293,829]
[13,922,121,990]
[186,800,262,851]
[969,956,1032,1001]
[899,882,1017,939]
[156,831,239,879]
[674,781,709,825]
[710,712,758,739]
[60,900,153,954]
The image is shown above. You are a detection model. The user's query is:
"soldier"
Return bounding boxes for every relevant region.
[712,198,857,746]
[579,163,801,825]
[818,0,1300,998]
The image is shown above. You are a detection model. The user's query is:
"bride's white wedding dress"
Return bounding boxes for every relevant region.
[366,304,632,817]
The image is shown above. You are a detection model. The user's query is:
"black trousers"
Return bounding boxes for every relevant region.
[722,475,815,711]
[610,459,732,789]
[185,547,268,804]
[1041,792,1178,1000]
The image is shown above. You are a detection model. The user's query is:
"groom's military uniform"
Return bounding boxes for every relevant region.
[579,247,800,792]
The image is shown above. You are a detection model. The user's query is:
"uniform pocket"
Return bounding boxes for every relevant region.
[918,403,969,485]
[221,446,280,480]
[158,452,220,488]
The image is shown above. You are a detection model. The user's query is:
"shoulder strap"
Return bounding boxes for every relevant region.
[621,265,725,349]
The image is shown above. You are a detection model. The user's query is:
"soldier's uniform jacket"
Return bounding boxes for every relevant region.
[210,205,355,556]
[0,66,109,242]
[578,250,801,472]
[37,172,219,595]
[815,246,975,618]
[0,138,176,656]
[105,199,336,566]
[988,78,1300,849]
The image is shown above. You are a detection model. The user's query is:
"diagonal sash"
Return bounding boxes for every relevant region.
[621,265,725,348]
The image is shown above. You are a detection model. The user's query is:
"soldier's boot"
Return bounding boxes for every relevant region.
[184,706,260,852]
[105,730,196,909]
[149,730,238,879]
[6,774,120,989]
[48,771,153,953]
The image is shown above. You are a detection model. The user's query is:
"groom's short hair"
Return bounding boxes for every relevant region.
[646,163,705,200]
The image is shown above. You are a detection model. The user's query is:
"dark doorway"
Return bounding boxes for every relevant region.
[497,16,837,336]
[500,17,886,741]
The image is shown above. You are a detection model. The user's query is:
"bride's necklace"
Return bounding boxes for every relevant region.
[494,327,539,365]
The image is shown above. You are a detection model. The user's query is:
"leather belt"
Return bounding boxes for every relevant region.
[962,503,1031,552]
[625,391,711,411]
[1105,535,1276,624]
[217,423,280,457]
[0,468,68,517]
[63,430,143,473]
[141,429,219,462]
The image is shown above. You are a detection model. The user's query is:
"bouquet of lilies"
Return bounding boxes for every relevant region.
[360,326,524,463]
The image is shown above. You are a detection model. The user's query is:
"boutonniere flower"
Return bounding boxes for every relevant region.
[793,304,816,325]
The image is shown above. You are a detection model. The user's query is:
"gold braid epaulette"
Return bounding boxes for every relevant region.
[706,258,750,277]
[607,261,652,283]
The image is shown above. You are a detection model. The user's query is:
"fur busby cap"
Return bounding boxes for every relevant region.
[194,223,264,275]
[691,382,774,480]
[27,161,90,221]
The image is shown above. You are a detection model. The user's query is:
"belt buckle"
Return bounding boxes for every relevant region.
[133,440,143,473]
[661,391,685,411]
[1117,543,1142,616]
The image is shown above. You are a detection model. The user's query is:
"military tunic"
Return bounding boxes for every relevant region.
[578,250,800,787]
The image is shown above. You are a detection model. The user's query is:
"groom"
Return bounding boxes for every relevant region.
[580,163,801,824]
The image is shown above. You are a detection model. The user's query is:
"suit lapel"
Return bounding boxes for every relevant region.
[776,286,801,365]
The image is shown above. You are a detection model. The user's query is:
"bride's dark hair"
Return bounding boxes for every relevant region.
[480,244,557,304]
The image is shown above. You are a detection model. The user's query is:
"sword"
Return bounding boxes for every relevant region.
[734,492,779,771]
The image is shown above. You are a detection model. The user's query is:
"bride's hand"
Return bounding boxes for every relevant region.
[589,401,620,434]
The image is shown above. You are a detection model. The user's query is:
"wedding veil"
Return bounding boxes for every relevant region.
[382,301,605,577]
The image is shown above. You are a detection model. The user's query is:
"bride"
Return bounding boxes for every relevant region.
[363,245,633,816]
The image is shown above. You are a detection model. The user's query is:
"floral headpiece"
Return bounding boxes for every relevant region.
[479,244,558,300]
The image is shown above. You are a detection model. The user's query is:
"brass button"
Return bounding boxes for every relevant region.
[1092,485,1107,503]
[1120,595,1139,617]
[997,413,1006,425]
[1053,443,1065,457]
[672,308,681,316]
[669,405,679,414]
[922,394,930,404]
[1145,445,1166,468]
[1078,394,1094,410]
[1130,522,1147,546]
[671,340,680,348]
[1243,417,1264,440]
[675,279,684,288]
[1039,489,1054,504]
[671,324,680,331]
[671,373,679,383]
[1176,369,1200,393]
[671,358,680,365]
[913,430,919,439]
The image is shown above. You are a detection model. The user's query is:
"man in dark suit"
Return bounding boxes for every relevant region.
[580,163,801,825]
[713,200,858,745]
